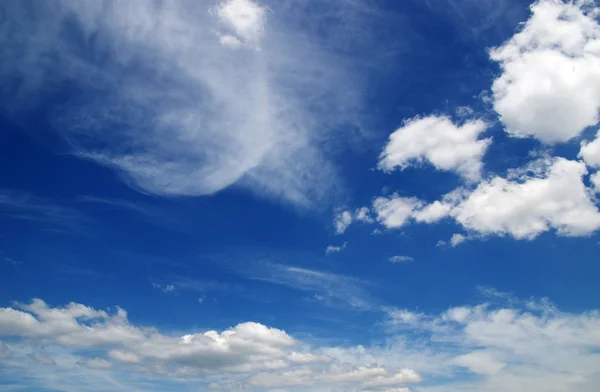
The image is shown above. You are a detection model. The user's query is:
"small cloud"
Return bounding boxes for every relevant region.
[450,233,467,247]
[198,297,205,304]
[326,242,347,255]
[438,233,468,248]
[334,211,353,234]
[354,207,374,223]
[152,282,176,293]
[388,255,414,264]
[4,256,23,265]
[456,106,475,118]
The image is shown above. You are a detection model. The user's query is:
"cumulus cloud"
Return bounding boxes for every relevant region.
[580,130,600,168]
[361,157,600,240]
[450,157,600,239]
[378,115,491,182]
[490,0,600,143]
[0,0,366,207]
[372,196,422,229]
[2,294,599,392]
[0,298,419,391]
[333,207,375,234]
[437,233,468,248]
[591,171,600,192]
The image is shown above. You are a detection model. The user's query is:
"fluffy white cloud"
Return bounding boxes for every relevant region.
[378,116,491,182]
[373,196,422,229]
[1,295,600,392]
[0,0,365,207]
[450,233,467,247]
[364,157,600,240]
[579,130,600,168]
[591,171,600,192]
[450,158,600,239]
[453,351,505,375]
[0,298,419,391]
[490,0,600,143]
[333,211,353,234]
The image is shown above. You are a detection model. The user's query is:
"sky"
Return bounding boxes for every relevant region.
[0,0,600,391]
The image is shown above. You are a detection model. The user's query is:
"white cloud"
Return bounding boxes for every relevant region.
[450,233,467,247]
[218,34,243,49]
[362,368,423,388]
[378,115,491,182]
[326,242,347,255]
[368,157,600,240]
[355,207,375,223]
[579,130,600,168]
[1,294,600,391]
[333,208,375,234]
[388,256,414,263]
[453,351,505,375]
[373,195,422,229]
[591,171,600,192]
[213,0,267,48]
[108,350,140,364]
[77,358,113,370]
[490,0,600,143]
[334,211,353,234]
[0,0,365,208]
[450,158,600,239]
[152,282,176,293]
[250,264,373,310]
[0,298,417,390]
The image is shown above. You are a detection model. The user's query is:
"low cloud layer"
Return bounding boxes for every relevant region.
[1,293,599,391]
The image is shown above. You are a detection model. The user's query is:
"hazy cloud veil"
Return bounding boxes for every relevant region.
[0,0,365,207]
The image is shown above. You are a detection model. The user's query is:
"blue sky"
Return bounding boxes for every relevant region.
[1,0,600,391]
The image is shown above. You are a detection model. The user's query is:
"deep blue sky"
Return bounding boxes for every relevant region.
[1,1,600,391]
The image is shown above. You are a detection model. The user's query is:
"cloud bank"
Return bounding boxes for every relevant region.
[1,294,599,391]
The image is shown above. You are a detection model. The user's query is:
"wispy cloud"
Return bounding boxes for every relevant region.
[152,282,176,294]
[77,195,152,215]
[388,255,414,263]
[0,190,87,232]
[248,263,374,310]
[0,0,371,208]
[325,242,347,255]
